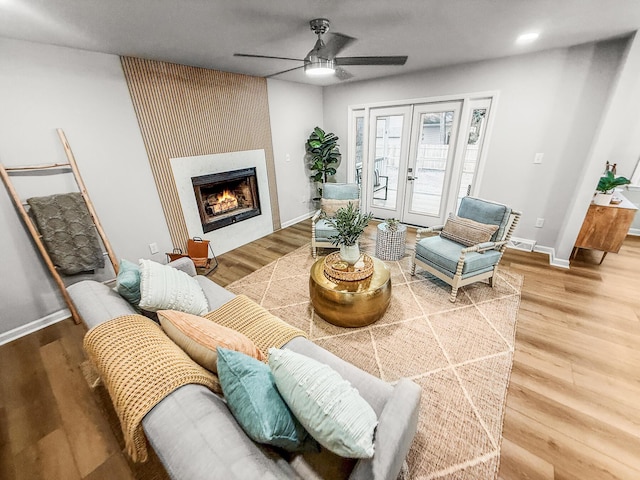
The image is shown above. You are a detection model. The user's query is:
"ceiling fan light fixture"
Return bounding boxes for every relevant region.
[305,58,335,76]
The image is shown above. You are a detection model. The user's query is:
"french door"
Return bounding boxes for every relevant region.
[357,96,494,227]
[366,106,412,220]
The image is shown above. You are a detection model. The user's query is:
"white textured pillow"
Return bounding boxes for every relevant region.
[268,348,377,458]
[138,259,209,315]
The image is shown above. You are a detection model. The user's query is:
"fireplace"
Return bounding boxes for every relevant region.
[192,167,261,233]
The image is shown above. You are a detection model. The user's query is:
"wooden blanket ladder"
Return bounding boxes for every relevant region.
[0,128,119,324]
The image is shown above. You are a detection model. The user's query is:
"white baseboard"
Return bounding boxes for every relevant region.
[507,235,570,269]
[0,309,70,346]
[281,210,316,229]
[629,228,640,236]
[533,245,570,269]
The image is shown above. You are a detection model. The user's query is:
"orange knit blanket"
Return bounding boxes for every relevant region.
[84,314,219,462]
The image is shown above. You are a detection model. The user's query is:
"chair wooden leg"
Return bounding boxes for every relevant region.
[410,260,416,276]
[449,287,459,303]
[312,244,317,258]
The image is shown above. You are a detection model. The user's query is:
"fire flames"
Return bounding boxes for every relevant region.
[209,189,238,215]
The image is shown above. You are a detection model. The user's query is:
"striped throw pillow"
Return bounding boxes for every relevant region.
[440,214,499,247]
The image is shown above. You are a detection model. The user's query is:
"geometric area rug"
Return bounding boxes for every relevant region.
[226,241,523,480]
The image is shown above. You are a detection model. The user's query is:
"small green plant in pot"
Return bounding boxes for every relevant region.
[322,202,373,264]
[382,218,401,232]
[594,170,630,205]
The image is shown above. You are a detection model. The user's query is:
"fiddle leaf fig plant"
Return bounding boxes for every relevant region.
[596,170,630,194]
[306,126,340,183]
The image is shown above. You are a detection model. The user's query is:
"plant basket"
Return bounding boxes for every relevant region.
[375,223,407,261]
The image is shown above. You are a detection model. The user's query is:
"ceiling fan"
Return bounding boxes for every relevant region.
[234,18,408,80]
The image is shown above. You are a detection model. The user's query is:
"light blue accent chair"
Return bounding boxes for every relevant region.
[411,197,521,302]
[311,183,360,258]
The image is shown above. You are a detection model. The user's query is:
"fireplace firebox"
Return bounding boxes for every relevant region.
[192,167,261,233]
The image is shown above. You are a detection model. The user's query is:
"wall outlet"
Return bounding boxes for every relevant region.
[535,218,545,228]
[149,242,159,254]
[533,152,544,164]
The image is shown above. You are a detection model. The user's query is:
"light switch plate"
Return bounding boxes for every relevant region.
[534,153,544,164]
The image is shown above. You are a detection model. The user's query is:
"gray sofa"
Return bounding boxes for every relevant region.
[67,257,421,480]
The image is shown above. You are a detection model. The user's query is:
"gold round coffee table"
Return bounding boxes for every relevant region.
[309,255,391,328]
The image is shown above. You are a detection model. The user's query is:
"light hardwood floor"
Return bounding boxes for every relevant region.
[1,218,638,479]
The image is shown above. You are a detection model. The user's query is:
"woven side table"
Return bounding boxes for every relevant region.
[375,223,407,261]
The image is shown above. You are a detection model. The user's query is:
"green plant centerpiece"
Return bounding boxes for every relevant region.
[593,170,630,205]
[306,127,341,197]
[322,202,373,264]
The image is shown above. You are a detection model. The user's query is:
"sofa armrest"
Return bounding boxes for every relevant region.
[349,378,421,480]
[312,209,322,223]
[168,257,198,277]
[67,280,138,329]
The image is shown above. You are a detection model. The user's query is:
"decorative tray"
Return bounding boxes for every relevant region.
[323,252,374,282]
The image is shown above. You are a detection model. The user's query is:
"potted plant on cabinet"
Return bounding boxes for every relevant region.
[306,126,341,198]
[322,202,373,264]
[594,170,631,206]
[375,218,407,261]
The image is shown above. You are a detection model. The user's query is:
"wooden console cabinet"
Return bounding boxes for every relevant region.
[573,193,638,263]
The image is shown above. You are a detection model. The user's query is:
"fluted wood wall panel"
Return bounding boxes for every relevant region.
[120,57,280,249]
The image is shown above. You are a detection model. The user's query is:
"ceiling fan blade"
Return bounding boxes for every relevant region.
[335,67,353,81]
[335,56,408,66]
[265,64,306,78]
[234,53,304,62]
[322,33,356,59]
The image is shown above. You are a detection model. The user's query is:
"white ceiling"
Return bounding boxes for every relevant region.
[1,0,640,86]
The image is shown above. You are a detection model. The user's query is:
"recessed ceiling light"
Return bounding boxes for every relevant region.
[516,32,540,45]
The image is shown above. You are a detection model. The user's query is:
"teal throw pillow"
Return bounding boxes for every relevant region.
[268,348,377,458]
[217,347,314,452]
[115,259,141,305]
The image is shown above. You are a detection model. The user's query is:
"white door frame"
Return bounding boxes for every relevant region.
[402,100,462,226]
[347,91,500,227]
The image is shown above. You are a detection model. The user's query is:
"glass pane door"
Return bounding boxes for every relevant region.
[366,106,411,219]
[455,98,492,210]
[349,95,494,228]
[403,102,461,226]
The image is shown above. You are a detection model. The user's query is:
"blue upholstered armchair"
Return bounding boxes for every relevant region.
[311,183,360,258]
[411,197,521,302]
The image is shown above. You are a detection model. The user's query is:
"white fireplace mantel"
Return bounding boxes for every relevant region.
[170,150,273,256]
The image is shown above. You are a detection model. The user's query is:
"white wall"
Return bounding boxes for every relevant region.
[267,79,324,226]
[323,38,627,260]
[624,187,640,233]
[604,33,640,180]
[0,39,172,337]
[555,32,640,260]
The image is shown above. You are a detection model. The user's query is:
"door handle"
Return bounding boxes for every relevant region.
[407,176,418,181]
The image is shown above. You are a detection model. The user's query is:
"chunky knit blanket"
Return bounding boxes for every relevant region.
[204,294,307,356]
[84,314,220,462]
